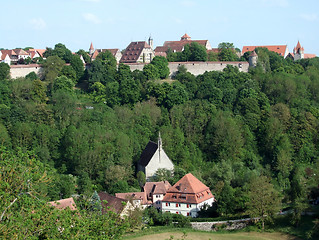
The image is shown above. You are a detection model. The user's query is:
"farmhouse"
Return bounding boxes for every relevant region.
[98,192,134,218]
[144,181,171,210]
[162,173,215,217]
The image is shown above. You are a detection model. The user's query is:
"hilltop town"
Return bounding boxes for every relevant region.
[1,34,316,79]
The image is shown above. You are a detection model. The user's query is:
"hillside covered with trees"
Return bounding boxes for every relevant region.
[1,43,319,238]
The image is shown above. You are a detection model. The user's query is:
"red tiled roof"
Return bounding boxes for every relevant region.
[14,49,29,56]
[163,40,208,53]
[90,42,94,50]
[242,45,288,57]
[144,181,171,199]
[304,53,316,59]
[115,192,148,205]
[162,173,214,204]
[98,192,127,214]
[48,197,77,210]
[207,48,219,54]
[120,41,151,63]
[91,48,120,60]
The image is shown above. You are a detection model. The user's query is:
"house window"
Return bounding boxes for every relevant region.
[187,204,189,208]
[156,195,160,198]
[176,212,179,214]
[189,204,192,208]
[187,212,190,216]
[176,203,178,207]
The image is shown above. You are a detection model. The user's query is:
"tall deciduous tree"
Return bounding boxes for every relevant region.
[151,56,170,79]
[246,175,281,230]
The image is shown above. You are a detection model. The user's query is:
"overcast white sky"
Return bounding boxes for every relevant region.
[1,0,318,55]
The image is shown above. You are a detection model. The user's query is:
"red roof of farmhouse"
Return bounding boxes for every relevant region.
[162,173,214,204]
[48,197,77,210]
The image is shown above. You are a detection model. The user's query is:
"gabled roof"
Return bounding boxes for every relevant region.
[91,48,120,60]
[48,197,77,210]
[120,41,152,63]
[242,45,288,57]
[144,181,171,199]
[138,141,158,167]
[14,49,28,56]
[181,33,191,41]
[163,173,214,204]
[115,192,148,205]
[98,192,127,214]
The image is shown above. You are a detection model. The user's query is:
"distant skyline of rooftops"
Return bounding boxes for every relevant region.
[0,0,318,55]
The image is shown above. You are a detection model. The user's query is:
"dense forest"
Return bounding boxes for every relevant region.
[1,43,319,238]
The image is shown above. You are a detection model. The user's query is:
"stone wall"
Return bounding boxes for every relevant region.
[10,61,249,79]
[10,64,42,79]
[124,61,249,77]
[190,218,252,231]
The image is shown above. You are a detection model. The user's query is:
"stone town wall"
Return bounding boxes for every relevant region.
[10,64,42,79]
[125,61,249,77]
[10,61,249,79]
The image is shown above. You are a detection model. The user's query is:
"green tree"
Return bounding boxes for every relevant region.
[151,56,170,79]
[53,76,75,93]
[218,42,239,61]
[246,175,281,230]
[189,42,207,61]
[137,171,146,188]
[70,54,84,82]
[42,56,65,83]
[0,62,10,81]
[143,64,160,80]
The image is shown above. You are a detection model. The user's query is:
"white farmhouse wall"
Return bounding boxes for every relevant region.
[145,146,174,179]
[162,197,214,217]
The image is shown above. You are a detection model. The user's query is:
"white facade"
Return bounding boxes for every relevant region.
[162,197,215,217]
[137,48,154,63]
[145,147,174,179]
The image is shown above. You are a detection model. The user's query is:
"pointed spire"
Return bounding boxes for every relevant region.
[158,132,162,148]
[89,42,94,50]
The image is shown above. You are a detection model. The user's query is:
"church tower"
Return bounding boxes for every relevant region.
[89,42,94,55]
[293,41,304,61]
[148,35,153,49]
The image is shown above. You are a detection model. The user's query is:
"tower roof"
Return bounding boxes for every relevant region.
[249,50,258,57]
[181,33,191,41]
[89,42,94,50]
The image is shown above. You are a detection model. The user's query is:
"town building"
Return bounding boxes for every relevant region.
[89,42,122,63]
[1,48,46,65]
[292,41,316,61]
[137,133,174,180]
[144,181,171,210]
[120,39,155,63]
[98,192,134,218]
[154,34,212,57]
[242,45,289,58]
[48,197,77,211]
[162,173,215,217]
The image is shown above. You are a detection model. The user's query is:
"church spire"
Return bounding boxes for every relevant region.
[89,42,94,55]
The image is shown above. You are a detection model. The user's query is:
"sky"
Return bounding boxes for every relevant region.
[1,0,318,55]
